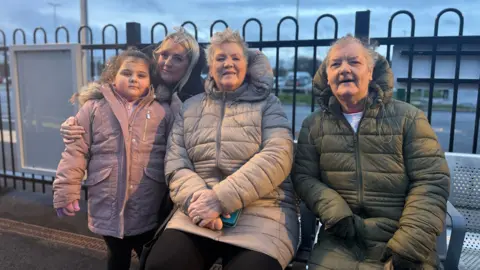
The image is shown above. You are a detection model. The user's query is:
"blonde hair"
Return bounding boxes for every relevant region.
[153,27,200,92]
[207,28,249,66]
[324,34,377,70]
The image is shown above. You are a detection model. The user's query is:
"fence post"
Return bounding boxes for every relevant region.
[126,22,141,48]
[355,10,370,43]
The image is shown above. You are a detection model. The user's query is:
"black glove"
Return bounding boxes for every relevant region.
[391,252,422,270]
[326,216,355,240]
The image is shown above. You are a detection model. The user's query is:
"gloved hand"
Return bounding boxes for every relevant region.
[56,200,80,217]
[326,216,355,240]
[391,252,422,270]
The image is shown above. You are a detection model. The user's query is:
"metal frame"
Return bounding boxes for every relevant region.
[8,44,83,177]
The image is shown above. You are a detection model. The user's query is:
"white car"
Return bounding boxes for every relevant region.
[282,72,313,94]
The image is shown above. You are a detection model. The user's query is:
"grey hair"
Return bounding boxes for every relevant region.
[324,34,377,71]
[153,26,201,92]
[207,28,249,66]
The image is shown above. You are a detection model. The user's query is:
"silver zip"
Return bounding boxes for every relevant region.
[215,92,227,170]
[143,110,150,141]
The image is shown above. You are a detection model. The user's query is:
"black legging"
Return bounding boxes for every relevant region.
[145,229,282,270]
[103,229,155,270]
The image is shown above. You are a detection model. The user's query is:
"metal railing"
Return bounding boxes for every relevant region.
[0,8,479,196]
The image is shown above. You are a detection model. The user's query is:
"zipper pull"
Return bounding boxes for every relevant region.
[143,111,150,141]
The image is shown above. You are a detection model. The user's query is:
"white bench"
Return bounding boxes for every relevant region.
[445,152,480,270]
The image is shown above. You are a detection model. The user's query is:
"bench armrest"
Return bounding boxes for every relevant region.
[294,203,319,263]
[444,201,466,270]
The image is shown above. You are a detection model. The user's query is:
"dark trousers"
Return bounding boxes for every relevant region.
[103,229,155,270]
[144,229,282,270]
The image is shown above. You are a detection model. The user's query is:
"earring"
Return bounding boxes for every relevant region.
[149,84,154,92]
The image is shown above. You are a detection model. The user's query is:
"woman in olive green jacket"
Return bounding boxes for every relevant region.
[293,35,450,270]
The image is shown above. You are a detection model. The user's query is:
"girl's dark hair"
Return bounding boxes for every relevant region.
[99,48,156,84]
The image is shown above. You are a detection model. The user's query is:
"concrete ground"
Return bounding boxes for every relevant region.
[0,187,142,270]
[0,231,107,270]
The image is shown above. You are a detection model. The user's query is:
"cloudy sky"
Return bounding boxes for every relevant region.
[0,0,478,67]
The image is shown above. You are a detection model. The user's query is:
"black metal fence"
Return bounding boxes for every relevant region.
[0,8,479,196]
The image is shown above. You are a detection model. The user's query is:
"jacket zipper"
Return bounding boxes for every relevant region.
[353,133,363,207]
[120,96,154,237]
[340,113,365,208]
[215,92,227,170]
[143,110,150,141]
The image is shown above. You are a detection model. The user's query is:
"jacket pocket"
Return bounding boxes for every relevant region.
[137,167,168,216]
[85,166,114,220]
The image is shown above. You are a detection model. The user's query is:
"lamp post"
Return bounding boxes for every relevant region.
[296,0,299,21]
[80,0,89,83]
[48,2,61,29]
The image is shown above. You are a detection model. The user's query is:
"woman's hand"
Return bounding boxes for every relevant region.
[56,200,80,217]
[60,117,85,144]
[383,259,393,270]
[188,190,224,228]
[203,218,224,231]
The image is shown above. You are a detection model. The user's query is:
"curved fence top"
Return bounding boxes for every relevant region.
[181,21,198,40]
[55,26,70,43]
[388,10,415,37]
[434,8,464,36]
[314,14,338,39]
[13,28,26,44]
[277,16,299,40]
[210,20,228,37]
[151,22,168,44]
[242,18,263,41]
[102,24,119,44]
[33,27,47,44]
[77,25,93,44]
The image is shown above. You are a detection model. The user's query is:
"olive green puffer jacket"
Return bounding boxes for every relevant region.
[293,54,450,269]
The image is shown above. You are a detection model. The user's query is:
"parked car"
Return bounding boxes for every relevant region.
[281,72,312,94]
[273,76,287,90]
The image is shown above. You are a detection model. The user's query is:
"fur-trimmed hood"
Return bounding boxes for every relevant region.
[71,82,155,107]
[71,82,104,107]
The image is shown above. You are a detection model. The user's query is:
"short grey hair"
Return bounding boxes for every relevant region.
[324,34,377,70]
[153,26,201,92]
[207,28,249,66]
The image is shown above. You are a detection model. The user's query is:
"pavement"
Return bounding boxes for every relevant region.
[0,187,141,270]
[0,231,107,270]
[0,187,238,270]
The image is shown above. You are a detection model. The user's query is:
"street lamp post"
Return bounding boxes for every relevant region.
[80,0,89,83]
[296,0,299,21]
[48,2,61,29]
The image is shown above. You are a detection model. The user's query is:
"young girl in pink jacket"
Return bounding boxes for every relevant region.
[53,49,173,270]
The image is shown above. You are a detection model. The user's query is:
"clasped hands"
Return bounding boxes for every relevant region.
[187,189,230,231]
[327,216,421,270]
